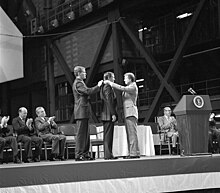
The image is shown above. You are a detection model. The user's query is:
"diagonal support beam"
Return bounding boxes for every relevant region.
[50,41,74,85]
[71,23,112,123]
[120,19,180,103]
[145,0,206,122]
[86,24,112,85]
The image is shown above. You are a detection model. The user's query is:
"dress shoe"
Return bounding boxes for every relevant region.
[49,154,59,161]
[123,155,140,159]
[75,156,86,161]
[49,157,59,161]
[57,156,66,161]
[172,147,177,155]
[24,158,33,163]
[33,157,40,162]
[14,156,22,164]
[104,156,118,160]
[85,157,95,161]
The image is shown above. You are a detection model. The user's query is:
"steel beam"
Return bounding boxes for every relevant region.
[145,0,206,121]
[50,41,74,85]
[86,23,112,85]
[47,41,56,115]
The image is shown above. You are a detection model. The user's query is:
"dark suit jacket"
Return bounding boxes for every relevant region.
[72,77,100,120]
[100,84,117,121]
[0,116,10,137]
[35,116,58,135]
[12,116,36,136]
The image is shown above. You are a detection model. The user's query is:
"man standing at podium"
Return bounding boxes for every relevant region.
[158,107,178,155]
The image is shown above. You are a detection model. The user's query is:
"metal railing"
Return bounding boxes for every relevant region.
[142,0,219,55]
[137,78,220,108]
[38,0,113,32]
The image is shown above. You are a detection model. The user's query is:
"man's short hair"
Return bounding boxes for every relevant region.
[18,107,27,113]
[124,72,135,82]
[103,72,114,80]
[74,66,85,77]
[36,107,44,115]
[164,107,171,112]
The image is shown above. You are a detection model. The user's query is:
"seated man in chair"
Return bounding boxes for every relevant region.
[158,106,178,155]
[35,107,66,161]
[12,107,43,163]
[208,112,220,153]
[0,116,21,164]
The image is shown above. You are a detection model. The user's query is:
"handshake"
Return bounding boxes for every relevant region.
[0,116,10,127]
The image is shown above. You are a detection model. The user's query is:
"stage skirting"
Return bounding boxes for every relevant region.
[1,155,220,193]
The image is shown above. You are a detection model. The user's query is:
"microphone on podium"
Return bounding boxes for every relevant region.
[188,87,197,95]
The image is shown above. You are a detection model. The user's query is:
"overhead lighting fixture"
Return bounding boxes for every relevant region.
[84,2,93,12]
[176,12,192,19]
[50,19,59,27]
[139,85,144,88]
[138,27,147,32]
[66,11,75,20]
[136,79,144,82]
[24,9,31,17]
[37,25,44,33]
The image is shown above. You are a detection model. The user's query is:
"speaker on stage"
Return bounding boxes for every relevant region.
[173,95,212,155]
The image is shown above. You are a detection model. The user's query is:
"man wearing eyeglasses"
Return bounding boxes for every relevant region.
[158,106,178,155]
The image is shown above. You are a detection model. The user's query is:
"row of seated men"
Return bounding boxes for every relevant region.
[0,106,66,164]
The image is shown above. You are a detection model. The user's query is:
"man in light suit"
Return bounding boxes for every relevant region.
[12,107,43,162]
[35,107,66,161]
[105,72,140,159]
[72,66,103,161]
[100,72,118,160]
[158,107,178,154]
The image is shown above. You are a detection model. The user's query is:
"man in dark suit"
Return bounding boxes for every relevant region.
[72,66,103,161]
[100,72,118,160]
[12,107,43,162]
[35,107,66,161]
[0,116,21,164]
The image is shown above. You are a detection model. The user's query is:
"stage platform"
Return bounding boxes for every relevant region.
[1,155,220,193]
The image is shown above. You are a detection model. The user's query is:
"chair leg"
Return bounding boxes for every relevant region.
[44,144,47,161]
[97,146,99,158]
[168,141,171,155]
[90,145,93,158]
[160,144,162,155]
[66,144,69,160]
[19,144,22,162]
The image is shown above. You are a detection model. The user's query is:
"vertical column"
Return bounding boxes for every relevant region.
[110,9,124,122]
[1,83,10,115]
[46,41,56,116]
[218,0,220,36]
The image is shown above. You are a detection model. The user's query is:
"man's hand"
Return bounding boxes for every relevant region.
[26,118,33,130]
[104,80,113,86]
[112,115,116,122]
[1,116,9,127]
[98,80,103,87]
[48,116,56,124]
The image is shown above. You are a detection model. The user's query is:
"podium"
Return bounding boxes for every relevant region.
[173,95,212,155]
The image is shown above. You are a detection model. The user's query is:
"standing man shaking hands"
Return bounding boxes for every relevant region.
[100,72,118,160]
[104,72,140,159]
[72,66,103,161]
